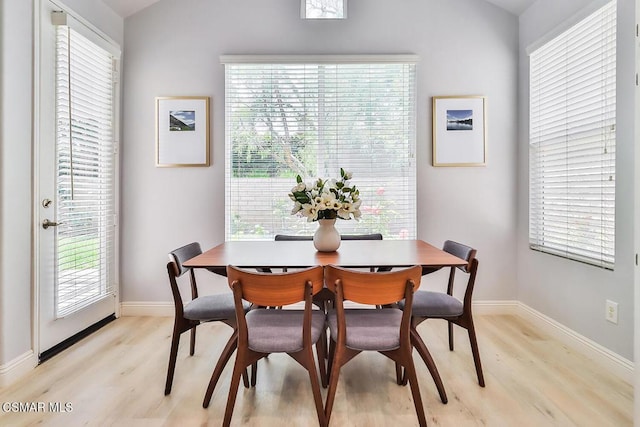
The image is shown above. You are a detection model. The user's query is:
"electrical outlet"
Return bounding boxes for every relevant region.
[605,300,618,324]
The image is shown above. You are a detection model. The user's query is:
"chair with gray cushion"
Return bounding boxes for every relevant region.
[206,265,327,426]
[324,265,429,426]
[402,240,484,388]
[164,242,251,396]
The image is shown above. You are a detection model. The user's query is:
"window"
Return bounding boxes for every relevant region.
[54,17,119,316]
[529,0,616,269]
[223,55,417,241]
[301,0,347,19]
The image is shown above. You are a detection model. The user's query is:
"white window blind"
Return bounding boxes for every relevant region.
[529,0,616,269]
[223,56,417,241]
[55,23,118,317]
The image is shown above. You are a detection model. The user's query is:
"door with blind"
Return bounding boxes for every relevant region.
[37,1,120,355]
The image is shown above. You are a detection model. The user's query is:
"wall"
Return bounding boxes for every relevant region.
[517,0,636,360]
[121,0,519,303]
[0,0,122,370]
[0,0,34,368]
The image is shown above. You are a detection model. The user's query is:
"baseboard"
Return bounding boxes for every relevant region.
[516,302,634,384]
[0,351,37,388]
[472,300,519,315]
[120,302,173,317]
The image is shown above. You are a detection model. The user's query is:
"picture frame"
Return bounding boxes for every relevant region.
[432,95,487,167]
[301,0,347,19]
[155,96,210,167]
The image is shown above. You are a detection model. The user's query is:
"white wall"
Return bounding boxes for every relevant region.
[0,0,34,366]
[518,0,636,360]
[0,0,122,367]
[120,0,519,303]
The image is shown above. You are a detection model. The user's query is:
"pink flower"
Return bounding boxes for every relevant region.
[376,187,385,195]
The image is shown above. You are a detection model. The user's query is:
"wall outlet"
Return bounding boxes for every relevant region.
[605,300,618,324]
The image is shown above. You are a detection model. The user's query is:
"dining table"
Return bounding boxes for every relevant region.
[182,239,468,270]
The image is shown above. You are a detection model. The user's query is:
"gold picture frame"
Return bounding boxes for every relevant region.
[432,95,487,167]
[155,96,210,167]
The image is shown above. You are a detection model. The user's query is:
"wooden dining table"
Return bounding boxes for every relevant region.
[183,239,468,270]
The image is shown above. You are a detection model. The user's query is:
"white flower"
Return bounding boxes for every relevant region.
[301,203,318,222]
[338,199,362,220]
[291,182,306,193]
[325,178,338,189]
[320,191,337,208]
[343,170,353,180]
[330,199,342,210]
[290,202,302,215]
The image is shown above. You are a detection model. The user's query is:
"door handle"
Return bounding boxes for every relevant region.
[42,219,62,230]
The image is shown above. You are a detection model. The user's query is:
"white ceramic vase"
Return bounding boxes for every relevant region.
[313,218,341,252]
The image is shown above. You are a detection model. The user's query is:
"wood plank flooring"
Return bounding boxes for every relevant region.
[0,314,632,426]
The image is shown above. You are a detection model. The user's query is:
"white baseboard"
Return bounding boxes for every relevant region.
[472,300,519,315]
[120,299,633,384]
[0,351,37,388]
[120,301,173,317]
[516,302,634,384]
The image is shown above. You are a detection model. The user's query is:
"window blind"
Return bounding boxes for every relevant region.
[529,0,616,269]
[55,24,117,317]
[223,56,417,240]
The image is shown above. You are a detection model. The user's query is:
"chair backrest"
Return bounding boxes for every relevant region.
[441,241,478,304]
[167,242,204,317]
[324,265,422,306]
[227,265,324,307]
[443,240,476,273]
[169,242,203,277]
[274,233,383,241]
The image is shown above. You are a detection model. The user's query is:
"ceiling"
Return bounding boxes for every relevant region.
[102,0,537,19]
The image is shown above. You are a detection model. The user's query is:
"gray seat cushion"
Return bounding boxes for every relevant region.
[183,293,250,321]
[246,309,326,353]
[327,308,403,352]
[409,291,463,318]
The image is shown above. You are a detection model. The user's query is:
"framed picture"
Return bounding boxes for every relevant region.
[432,95,487,167]
[156,96,210,167]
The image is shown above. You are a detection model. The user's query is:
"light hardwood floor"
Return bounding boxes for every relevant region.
[0,315,632,426]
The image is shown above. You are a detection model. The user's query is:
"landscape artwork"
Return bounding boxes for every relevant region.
[169,110,195,131]
[446,109,473,131]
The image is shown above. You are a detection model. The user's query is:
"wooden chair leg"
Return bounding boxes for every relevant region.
[395,362,403,385]
[222,357,245,427]
[324,352,342,426]
[467,322,485,387]
[448,320,454,351]
[164,328,182,395]
[327,338,336,380]
[291,349,327,426]
[203,331,238,408]
[190,326,196,356]
[250,362,258,387]
[408,327,448,404]
[403,353,428,427]
[316,333,328,388]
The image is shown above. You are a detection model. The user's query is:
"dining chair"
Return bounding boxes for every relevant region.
[164,242,251,396]
[206,265,327,427]
[402,240,484,388]
[323,265,428,427]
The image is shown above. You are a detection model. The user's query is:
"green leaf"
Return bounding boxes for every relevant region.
[296,175,302,183]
